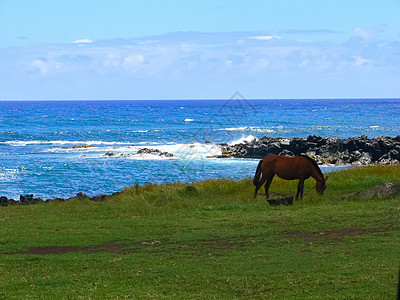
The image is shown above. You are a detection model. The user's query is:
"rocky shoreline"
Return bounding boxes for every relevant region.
[219,135,400,165]
[0,192,112,207]
[2,135,400,206]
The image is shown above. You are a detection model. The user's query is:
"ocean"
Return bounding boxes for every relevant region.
[1,98,399,199]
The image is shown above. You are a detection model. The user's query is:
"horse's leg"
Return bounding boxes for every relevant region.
[264,174,275,200]
[254,175,268,198]
[296,178,305,200]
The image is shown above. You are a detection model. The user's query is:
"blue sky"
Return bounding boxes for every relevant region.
[0,0,399,100]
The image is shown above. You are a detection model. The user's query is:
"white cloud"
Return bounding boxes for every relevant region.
[31,59,48,75]
[137,40,159,45]
[225,59,233,67]
[352,55,372,68]
[123,54,144,70]
[72,39,93,44]
[248,35,281,41]
[104,53,122,68]
[1,30,399,99]
[353,26,385,40]
[22,32,397,79]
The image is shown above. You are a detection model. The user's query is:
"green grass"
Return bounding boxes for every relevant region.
[1,164,400,299]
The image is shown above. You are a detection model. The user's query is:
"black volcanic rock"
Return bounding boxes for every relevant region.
[220,135,400,165]
[136,148,173,157]
[20,194,34,205]
[0,196,8,207]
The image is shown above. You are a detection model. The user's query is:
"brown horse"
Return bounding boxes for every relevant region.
[253,155,328,200]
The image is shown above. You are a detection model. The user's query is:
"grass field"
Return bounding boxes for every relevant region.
[1,164,400,299]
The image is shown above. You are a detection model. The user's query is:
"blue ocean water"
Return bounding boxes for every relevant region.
[1,99,399,199]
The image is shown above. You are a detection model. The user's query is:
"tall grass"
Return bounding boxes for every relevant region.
[99,164,400,215]
[108,178,256,215]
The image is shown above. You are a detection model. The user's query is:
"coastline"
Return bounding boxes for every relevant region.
[1,134,400,206]
[2,99,400,202]
[218,135,400,166]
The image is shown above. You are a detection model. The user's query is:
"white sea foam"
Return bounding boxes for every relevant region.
[68,142,223,160]
[369,126,383,130]
[218,126,248,131]
[218,126,275,133]
[230,135,257,145]
[124,153,179,161]
[184,118,195,122]
[105,142,222,159]
[0,168,21,182]
[156,143,222,158]
[46,145,137,153]
[135,141,161,145]
[3,140,52,146]
[41,166,54,171]
[86,152,179,161]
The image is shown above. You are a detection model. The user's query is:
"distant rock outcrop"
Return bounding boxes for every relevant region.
[220,135,400,165]
[72,144,96,149]
[136,148,174,157]
[103,148,174,158]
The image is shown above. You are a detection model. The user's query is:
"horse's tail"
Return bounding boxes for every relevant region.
[253,160,263,186]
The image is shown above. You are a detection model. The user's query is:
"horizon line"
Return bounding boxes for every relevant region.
[1,97,399,102]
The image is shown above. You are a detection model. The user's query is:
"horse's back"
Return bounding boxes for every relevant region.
[261,154,280,163]
[261,155,311,180]
[261,154,301,165]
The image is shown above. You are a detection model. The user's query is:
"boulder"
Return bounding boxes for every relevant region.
[289,138,309,154]
[7,199,17,205]
[104,152,116,156]
[18,195,43,205]
[20,194,34,205]
[72,144,95,149]
[356,152,372,165]
[0,196,8,207]
[357,182,400,199]
[136,148,173,157]
[75,192,90,200]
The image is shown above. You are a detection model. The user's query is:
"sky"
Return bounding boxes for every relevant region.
[0,0,399,100]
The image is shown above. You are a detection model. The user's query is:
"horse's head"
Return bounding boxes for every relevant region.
[315,176,329,195]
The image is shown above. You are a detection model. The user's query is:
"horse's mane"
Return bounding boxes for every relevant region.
[299,155,324,181]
